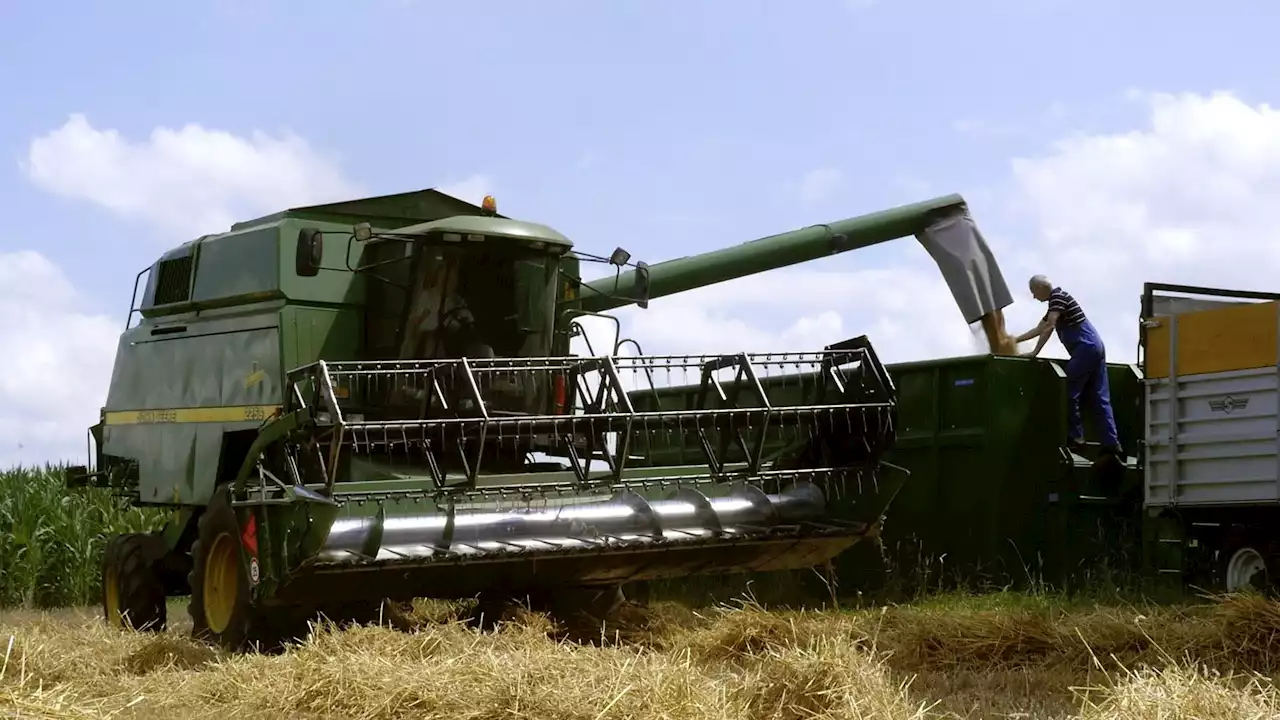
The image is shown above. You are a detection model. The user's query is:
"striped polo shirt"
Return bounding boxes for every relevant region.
[1046,287,1087,327]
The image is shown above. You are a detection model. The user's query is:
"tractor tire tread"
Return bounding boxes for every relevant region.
[188,487,248,647]
[103,532,166,632]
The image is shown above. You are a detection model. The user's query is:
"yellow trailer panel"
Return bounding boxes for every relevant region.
[1144,299,1278,379]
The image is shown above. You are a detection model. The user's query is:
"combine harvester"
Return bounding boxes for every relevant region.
[66,188,1013,651]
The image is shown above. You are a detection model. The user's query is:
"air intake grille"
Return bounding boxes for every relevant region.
[153,256,193,305]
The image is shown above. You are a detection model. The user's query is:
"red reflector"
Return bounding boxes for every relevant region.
[241,513,259,557]
[553,375,567,414]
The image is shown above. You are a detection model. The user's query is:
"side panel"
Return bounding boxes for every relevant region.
[279,305,364,372]
[191,225,281,305]
[276,218,372,306]
[100,309,283,505]
[1145,300,1278,379]
[628,353,1143,591]
[1093,364,1144,452]
[1144,298,1280,508]
[877,357,1065,585]
[1145,366,1280,507]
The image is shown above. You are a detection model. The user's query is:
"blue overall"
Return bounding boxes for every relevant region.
[1056,317,1120,449]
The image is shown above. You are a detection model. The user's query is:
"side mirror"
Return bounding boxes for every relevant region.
[296,227,324,277]
[635,261,651,310]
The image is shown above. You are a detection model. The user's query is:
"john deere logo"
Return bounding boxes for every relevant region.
[1208,396,1248,414]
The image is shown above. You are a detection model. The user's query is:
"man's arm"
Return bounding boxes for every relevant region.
[1015,310,1060,343]
[1023,324,1053,357]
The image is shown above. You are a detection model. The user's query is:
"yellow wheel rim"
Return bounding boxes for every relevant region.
[203,533,239,634]
[104,564,122,628]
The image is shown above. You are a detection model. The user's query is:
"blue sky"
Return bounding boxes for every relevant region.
[2,0,1278,464]
[2,0,1271,306]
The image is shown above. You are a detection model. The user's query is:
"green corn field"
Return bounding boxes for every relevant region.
[0,465,164,609]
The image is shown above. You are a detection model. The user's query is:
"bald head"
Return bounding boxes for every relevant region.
[1029,274,1053,301]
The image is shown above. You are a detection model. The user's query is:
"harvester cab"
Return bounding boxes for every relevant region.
[69,187,1013,652]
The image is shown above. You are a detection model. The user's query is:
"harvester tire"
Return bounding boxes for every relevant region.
[101,533,166,632]
[188,486,272,652]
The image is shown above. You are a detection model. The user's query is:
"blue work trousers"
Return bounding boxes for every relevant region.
[1056,320,1120,449]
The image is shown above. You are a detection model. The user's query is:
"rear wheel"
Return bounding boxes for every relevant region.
[101,533,166,631]
[1225,545,1271,592]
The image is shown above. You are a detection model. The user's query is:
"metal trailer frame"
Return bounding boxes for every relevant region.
[1138,281,1280,593]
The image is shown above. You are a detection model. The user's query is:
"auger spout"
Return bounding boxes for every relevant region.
[578,193,1016,352]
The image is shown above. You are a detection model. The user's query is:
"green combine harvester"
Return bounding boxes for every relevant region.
[66,188,1012,651]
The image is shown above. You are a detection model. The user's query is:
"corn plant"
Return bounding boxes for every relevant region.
[0,464,165,608]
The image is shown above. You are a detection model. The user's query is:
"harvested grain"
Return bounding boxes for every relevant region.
[979,308,1019,355]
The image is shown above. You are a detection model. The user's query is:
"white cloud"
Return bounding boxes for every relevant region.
[0,251,119,467]
[10,115,368,466]
[23,113,359,239]
[16,90,1280,465]
[1006,90,1280,363]
[575,90,1280,382]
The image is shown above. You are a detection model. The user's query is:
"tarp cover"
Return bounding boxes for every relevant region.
[914,210,1013,324]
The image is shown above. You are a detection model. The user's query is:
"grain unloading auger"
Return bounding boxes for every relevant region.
[66,188,1012,652]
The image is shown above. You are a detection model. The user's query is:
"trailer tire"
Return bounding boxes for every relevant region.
[101,533,166,632]
[1221,541,1276,594]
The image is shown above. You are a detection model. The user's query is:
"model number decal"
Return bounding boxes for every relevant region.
[102,405,283,426]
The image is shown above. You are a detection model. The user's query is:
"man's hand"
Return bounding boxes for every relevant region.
[1022,349,1040,358]
[1015,310,1061,344]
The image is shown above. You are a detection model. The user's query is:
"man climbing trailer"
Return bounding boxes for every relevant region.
[1016,275,1122,457]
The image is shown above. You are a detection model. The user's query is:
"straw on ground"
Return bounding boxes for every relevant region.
[4,592,1280,719]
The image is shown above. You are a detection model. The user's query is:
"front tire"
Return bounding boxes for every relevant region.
[101,532,166,631]
[188,486,263,651]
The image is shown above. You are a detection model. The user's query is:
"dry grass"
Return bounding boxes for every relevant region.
[4,592,1280,719]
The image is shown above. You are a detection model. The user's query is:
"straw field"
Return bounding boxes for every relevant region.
[6,466,1280,719]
